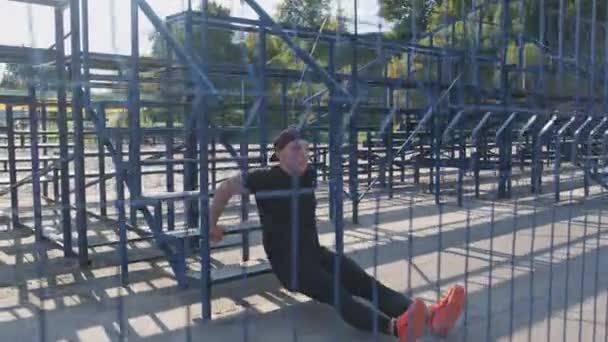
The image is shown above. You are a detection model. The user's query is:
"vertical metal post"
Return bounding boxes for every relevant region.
[367,128,372,185]
[184,1,198,229]
[71,0,89,265]
[129,0,142,227]
[199,0,212,321]
[433,57,441,204]
[605,7,608,112]
[387,85,394,199]
[166,110,175,231]
[258,25,268,166]
[554,117,575,202]
[40,105,48,197]
[115,134,128,285]
[164,23,175,232]
[98,104,107,216]
[558,0,564,75]
[349,24,358,224]
[328,40,344,314]
[210,137,216,190]
[590,0,597,106]
[55,6,72,256]
[574,0,581,108]
[498,113,517,198]
[538,0,545,106]
[81,0,94,217]
[28,71,42,241]
[6,106,19,227]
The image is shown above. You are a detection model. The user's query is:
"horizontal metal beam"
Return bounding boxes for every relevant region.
[8,0,68,8]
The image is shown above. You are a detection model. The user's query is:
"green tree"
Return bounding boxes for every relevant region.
[276,0,331,28]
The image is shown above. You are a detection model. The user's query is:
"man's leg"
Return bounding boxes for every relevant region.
[296,265,396,336]
[319,247,412,318]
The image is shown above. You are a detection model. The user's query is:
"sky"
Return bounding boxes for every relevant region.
[0,0,386,56]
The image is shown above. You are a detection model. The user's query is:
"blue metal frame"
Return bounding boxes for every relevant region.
[471,112,493,197]
[554,116,577,202]
[129,0,142,227]
[6,106,19,228]
[51,7,72,251]
[532,115,557,194]
[70,0,88,265]
[27,80,42,241]
[585,118,608,195]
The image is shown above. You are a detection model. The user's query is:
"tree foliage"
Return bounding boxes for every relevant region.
[276,0,331,28]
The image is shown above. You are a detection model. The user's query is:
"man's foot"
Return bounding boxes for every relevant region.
[395,298,427,342]
[428,285,466,336]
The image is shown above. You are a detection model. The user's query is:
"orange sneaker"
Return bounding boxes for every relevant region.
[428,285,466,336]
[395,298,428,342]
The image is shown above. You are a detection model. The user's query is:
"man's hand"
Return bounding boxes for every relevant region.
[210,225,225,243]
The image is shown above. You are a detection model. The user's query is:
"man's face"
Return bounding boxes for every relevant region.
[277,139,309,176]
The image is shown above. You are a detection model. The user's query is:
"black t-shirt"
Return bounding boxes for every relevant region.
[243,165,321,268]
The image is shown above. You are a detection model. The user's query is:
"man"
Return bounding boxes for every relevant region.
[209,127,465,341]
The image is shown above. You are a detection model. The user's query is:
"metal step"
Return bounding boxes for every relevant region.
[185,259,272,285]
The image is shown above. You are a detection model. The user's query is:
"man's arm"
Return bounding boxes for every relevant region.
[209,173,246,241]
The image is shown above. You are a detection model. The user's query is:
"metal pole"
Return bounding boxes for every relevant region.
[95,104,107,217]
[199,0,212,321]
[328,40,344,316]
[55,6,72,256]
[184,0,198,229]
[70,0,88,265]
[349,34,359,223]
[6,106,19,228]
[348,0,358,224]
[258,24,268,166]
[129,0,142,227]
[28,71,42,241]
[40,105,48,197]
[115,134,129,286]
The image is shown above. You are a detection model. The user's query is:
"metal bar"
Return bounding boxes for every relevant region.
[571,116,594,164]
[327,40,344,315]
[166,109,175,231]
[349,35,358,224]
[183,2,198,229]
[28,76,42,241]
[199,0,212,321]
[574,0,581,108]
[496,112,518,198]
[129,0,142,227]
[471,112,493,198]
[258,25,268,166]
[457,132,465,206]
[441,109,466,142]
[532,115,557,193]
[554,116,577,202]
[558,0,564,74]
[70,0,88,265]
[590,0,597,107]
[115,135,129,285]
[605,6,608,112]
[40,105,48,197]
[585,118,608,196]
[387,85,394,199]
[81,0,91,107]
[98,104,107,216]
[6,106,19,227]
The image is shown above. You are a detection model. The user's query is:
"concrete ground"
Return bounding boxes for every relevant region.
[1,166,608,341]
